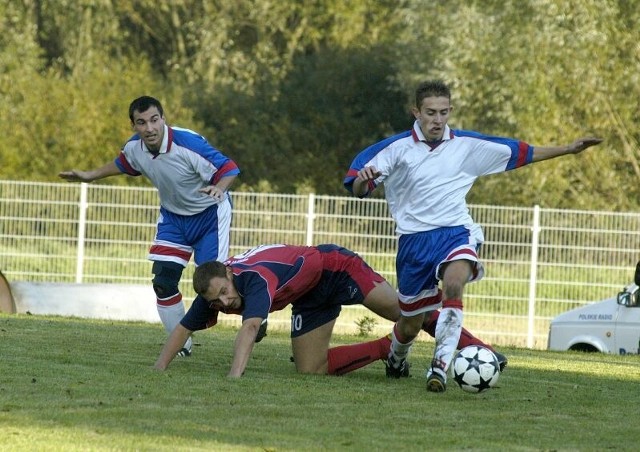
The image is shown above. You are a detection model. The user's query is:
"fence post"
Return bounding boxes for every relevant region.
[306,193,315,246]
[527,204,541,348]
[75,183,88,283]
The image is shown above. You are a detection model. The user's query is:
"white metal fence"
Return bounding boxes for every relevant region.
[1,179,639,349]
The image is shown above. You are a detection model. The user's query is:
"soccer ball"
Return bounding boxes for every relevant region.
[452,345,500,393]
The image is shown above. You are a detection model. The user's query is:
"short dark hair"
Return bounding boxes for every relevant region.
[415,80,451,108]
[128,96,164,122]
[193,261,228,295]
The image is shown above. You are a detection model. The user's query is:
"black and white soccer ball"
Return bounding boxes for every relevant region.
[452,345,500,393]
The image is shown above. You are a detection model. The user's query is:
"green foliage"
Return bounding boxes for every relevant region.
[196,45,407,194]
[1,314,639,450]
[0,0,638,208]
[354,315,378,336]
[432,0,640,210]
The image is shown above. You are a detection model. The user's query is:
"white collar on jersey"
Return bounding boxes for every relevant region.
[412,121,452,144]
[142,124,170,155]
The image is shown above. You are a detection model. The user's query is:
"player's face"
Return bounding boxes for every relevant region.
[202,271,242,311]
[413,96,452,142]
[131,106,165,152]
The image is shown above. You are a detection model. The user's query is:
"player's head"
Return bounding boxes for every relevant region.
[129,96,166,151]
[414,80,451,108]
[412,80,452,142]
[129,96,164,123]
[193,261,242,311]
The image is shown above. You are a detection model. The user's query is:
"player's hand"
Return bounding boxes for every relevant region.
[199,185,225,201]
[356,166,382,181]
[58,170,93,183]
[568,137,603,154]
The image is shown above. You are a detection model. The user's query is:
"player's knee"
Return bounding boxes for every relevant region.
[151,261,184,298]
[398,315,423,340]
[443,283,464,300]
[153,283,179,298]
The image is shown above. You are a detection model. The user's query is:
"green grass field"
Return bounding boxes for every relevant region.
[1,314,639,451]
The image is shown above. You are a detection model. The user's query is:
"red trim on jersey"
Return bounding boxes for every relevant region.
[212,160,240,184]
[116,152,141,176]
[345,168,360,180]
[344,169,376,197]
[515,141,530,168]
[166,127,174,153]
[149,244,192,261]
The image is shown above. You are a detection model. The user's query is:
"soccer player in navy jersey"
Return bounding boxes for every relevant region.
[59,96,239,358]
[344,80,602,392]
[154,243,503,378]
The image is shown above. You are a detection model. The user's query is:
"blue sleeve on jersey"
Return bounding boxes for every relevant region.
[235,273,272,321]
[343,131,412,195]
[114,135,144,176]
[180,295,217,331]
[113,157,127,173]
[172,128,240,177]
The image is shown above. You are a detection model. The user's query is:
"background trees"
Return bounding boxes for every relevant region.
[1,0,638,210]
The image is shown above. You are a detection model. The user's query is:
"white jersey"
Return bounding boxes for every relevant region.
[344,121,533,235]
[115,125,239,216]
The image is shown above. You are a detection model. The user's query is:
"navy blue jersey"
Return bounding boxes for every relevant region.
[180,244,384,332]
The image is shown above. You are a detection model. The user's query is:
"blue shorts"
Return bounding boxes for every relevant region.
[148,201,232,267]
[289,245,384,338]
[396,226,483,314]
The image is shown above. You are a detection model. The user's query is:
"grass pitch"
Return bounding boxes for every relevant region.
[1,314,639,451]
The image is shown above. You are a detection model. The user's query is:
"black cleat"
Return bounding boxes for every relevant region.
[494,351,508,372]
[255,318,268,343]
[426,367,447,393]
[385,356,410,378]
[176,347,192,357]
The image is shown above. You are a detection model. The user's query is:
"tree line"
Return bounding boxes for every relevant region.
[1,0,638,210]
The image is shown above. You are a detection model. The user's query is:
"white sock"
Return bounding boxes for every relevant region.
[388,327,413,366]
[433,307,463,372]
[157,301,192,351]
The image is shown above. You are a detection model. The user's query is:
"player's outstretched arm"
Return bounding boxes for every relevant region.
[154,324,193,370]
[228,317,262,378]
[531,137,603,163]
[58,161,122,183]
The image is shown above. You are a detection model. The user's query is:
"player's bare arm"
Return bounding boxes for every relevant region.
[531,137,603,162]
[352,166,382,197]
[58,161,122,183]
[198,174,237,201]
[154,324,193,370]
[228,317,262,378]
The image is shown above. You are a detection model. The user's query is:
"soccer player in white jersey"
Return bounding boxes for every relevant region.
[344,80,602,392]
[59,96,240,358]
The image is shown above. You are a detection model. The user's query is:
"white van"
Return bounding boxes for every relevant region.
[547,279,640,355]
